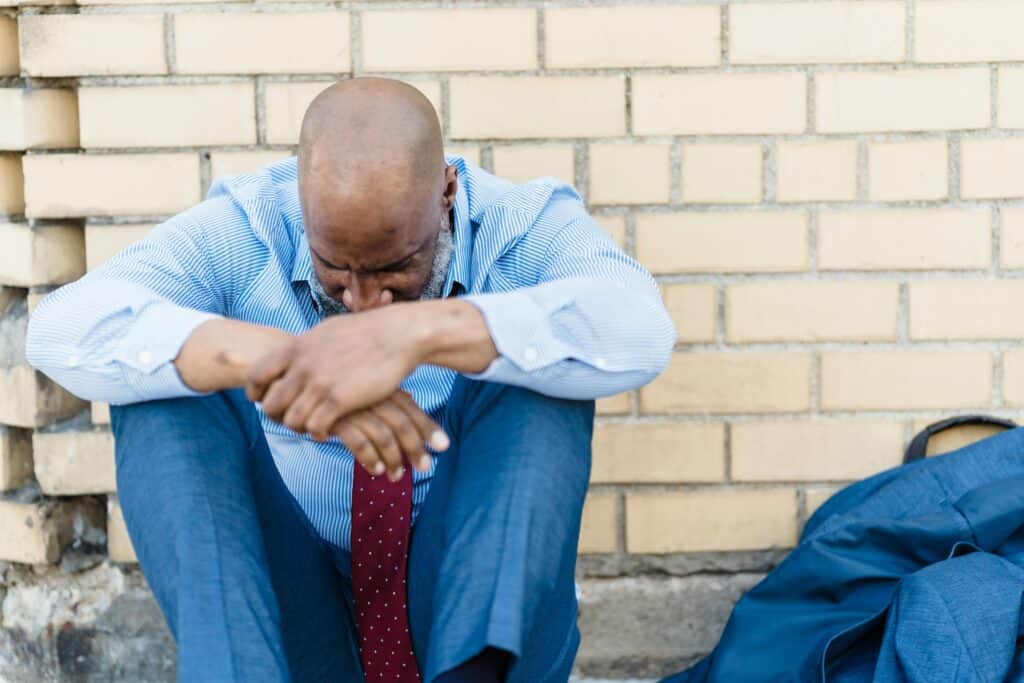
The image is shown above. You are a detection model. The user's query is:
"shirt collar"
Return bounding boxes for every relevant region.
[287,155,474,297]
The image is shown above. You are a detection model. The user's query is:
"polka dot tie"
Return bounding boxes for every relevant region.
[351,463,421,682]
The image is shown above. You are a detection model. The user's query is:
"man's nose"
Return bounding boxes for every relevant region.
[342,274,392,312]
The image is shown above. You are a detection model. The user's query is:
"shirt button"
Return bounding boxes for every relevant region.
[137,350,153,364]
[523,346,538,363]
[66,353,79,366]
[595,357,608,369]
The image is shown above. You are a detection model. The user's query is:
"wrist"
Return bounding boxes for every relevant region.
[413,299,497,373]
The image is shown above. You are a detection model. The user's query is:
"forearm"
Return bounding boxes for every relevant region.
[414,299,499,374]
[454,278,675,399]
[174,318,295,393]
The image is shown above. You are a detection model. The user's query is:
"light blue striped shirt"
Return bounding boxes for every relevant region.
[26,155,674,551]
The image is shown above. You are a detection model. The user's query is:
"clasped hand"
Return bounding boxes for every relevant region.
[243,306,449,482]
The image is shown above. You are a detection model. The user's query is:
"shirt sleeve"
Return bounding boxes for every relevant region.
[24,199,253,405]
[461,215,675,400]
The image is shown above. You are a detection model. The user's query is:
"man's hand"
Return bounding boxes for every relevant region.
[244,303,423,436]
[325,390,450,481]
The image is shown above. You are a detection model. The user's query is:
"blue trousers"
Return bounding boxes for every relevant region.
[109,378,594,683]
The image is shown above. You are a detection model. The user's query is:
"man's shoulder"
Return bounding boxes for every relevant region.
[458,155,589,231]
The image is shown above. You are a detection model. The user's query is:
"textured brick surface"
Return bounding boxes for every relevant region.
[79,84,256,149]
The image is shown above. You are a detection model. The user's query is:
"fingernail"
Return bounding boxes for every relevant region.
[418,454,432,471]
[430,430,450,451]
[373,462,385,476]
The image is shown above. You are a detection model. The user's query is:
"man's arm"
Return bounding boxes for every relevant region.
[25,200,258,404]
[450,216,675,400]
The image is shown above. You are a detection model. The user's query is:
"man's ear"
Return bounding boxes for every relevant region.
[442,164,459,210]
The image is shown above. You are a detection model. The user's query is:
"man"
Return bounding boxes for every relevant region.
[26,78,674,682]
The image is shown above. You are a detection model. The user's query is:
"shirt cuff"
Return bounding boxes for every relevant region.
[461,289,567,373]
[111,301,224,400]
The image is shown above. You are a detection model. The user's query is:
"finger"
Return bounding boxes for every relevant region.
[245,345,293,403]
[351,410,406,482]
[281,380,329,435]
[259,372,304,423]
[306,387,355,440]
[391,391,450,452]
[334,420,386,478]
[371,400,431,472]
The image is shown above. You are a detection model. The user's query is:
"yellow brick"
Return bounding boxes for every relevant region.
[633,73,806,135]
[867,139,948,201]
[1000,207,1024,269]
[816,69,989,133]
[265,81,331,146]
[911,418,1012,457]
[910,280,1024,340]
[732,420,903,482]
[265,80,440,145]
[662,283,716,344]
[821,351,993,411]
[589,143,670,205]
[107,496,138,563]
[1003,350,1024,406]
[635,211,808,275]
[545,5,719,69]
[0,154,24,215]
[363,9,535,72]
[0,426,33,491]
[0,89,78,150]
[805,487,840,517]
[92,402,110,426]
[642,352,812,414]
[0,366,86,428]
[450,77,625,139]
[0,497,104,565]
[776,140,857,203]
[79,84,256,148]
[446,145,480,166]
[916,0,1024,63]
[818,209,990,271]
[0,16,17,76]
[727,281,898,343]
[731,1,904,65]
[492,145,575,184]
[20,15,167,77]
[593,215,626,249]
[85,225,156,271]
[24,154,201,218]
[998,67,1024,129]
[210,151,293,180]
[578,493,616,554]
[0,223,84,287]
[961,138,1024,200]
[627,489,798,553]
[682,142,762,204]
[595,392,630,415]
[175,12,349,75]
[32,430,116,495]
[0,500,60,564]
[592,422,724,483]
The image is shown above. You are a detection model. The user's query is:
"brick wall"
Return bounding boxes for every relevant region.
[2,0,1024,678]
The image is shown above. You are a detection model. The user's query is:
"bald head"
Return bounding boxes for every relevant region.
[295,78,459,313]
[298,78,444,191]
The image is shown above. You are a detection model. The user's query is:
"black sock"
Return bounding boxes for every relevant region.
[433,646,511,683]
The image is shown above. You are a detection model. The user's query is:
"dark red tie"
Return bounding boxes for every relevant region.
[351,464,421,682]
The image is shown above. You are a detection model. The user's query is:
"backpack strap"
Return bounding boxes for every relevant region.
[904,415,1018,464]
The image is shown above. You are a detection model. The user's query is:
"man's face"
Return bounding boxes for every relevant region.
[300,164,458,314]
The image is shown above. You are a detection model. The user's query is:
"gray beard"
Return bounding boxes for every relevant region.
[309,220,456,318]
